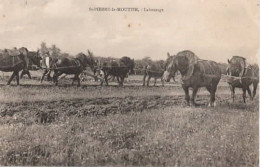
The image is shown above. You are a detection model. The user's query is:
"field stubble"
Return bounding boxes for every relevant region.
[0,74,258,166]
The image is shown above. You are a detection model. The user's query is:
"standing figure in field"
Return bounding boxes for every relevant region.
[52,50,97,86]
[40,51,56,82]
[0,47,41,85]
[226,56,259,103]
[164,50,221,107]
[100,57,135,86]
[143,63,165,86]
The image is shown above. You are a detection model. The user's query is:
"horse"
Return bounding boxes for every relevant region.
[52,50,97,86]
[100,57,135,86]
[143,63,165,86]
[20,50,42,79]
[163,50,221,107]
[226,56,259,103]
[0,47,39,85]
[217,62,228,75]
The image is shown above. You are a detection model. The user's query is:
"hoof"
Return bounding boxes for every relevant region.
[208,102,216,107]
[191,103,198,107]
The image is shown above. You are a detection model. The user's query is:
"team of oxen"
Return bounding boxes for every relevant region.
[0,47,259,106]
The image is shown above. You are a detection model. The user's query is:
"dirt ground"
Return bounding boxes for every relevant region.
[0,73,258,166]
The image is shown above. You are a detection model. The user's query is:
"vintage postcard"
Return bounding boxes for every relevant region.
[0,0,259,166]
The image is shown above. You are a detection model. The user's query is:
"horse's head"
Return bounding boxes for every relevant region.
[87,50,97,72]
[28,50,42,68]
[163,53,177,82]
[18,47,29,70]
[120,56,135,74]
[227,56,246,77]
[164,50,199,82]
[76,51,97,72]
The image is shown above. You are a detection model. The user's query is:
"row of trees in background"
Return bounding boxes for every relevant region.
[39,42,71,58]
[39,42,165,75]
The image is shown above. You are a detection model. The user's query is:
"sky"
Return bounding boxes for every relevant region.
[0,0,259,63]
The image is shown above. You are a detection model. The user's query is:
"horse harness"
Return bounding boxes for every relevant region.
[169,58,221,80]
[226,62,259,82]
[41,57,82,70]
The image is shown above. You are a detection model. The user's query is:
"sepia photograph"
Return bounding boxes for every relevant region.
[0,0,259,166]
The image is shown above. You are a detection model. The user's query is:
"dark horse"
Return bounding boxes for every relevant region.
[20,50,42,79]
[164,50,221,107]
[0,47,41,85]
[52,50,96,86]
[226,56,259,103]
[100,57,135,86]
[143,63,165,86]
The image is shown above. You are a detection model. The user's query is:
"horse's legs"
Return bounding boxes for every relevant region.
[154,78,157,86]
[52,71,57,85]
[53,71,62,86]
[246,86,253,100]
[104,74,109,86]
[120,75,125,86]
[147,76,151,86]
[208,86,217,107]
[47,70,52,81]
[116,76,121,85]
[229,85,235,103]
[253,82,258,98]
[72,75,77,85]
[27,71,31,79]
[7,71,16,85]
[20,70,25,79]
[191,87,199,106]
[212,88,217,106]
[182,85,190,105]
[143,74,147,86]
[242,87,247,103]
[75,74,80,87]
[21,70,31,79]
[15,71,19,85]
[161,77,164,87]
[40,69,48,83]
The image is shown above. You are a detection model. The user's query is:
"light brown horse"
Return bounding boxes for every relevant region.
[226,56,259,103]
[0,47,39,85]
[164,50,221,107]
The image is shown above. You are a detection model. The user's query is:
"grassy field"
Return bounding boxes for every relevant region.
[0,72,258,166]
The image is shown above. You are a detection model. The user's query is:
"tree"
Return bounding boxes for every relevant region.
[49,44,61,57]
[40,42,49,57]
[142,56,152,66]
